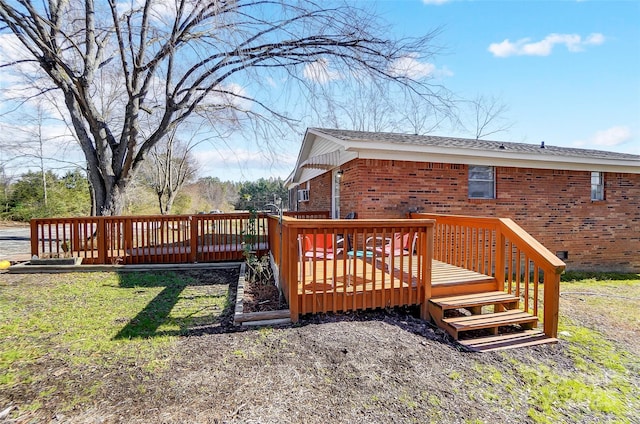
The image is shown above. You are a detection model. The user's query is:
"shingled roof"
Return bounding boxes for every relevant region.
[311,128,640,161]
[288,128,640,186]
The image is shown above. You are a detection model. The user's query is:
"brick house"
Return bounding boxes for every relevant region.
[287,128,640,272]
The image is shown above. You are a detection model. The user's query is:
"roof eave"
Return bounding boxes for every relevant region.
[348,145,640,173]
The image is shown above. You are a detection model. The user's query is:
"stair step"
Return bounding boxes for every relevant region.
[431,291,519,310]
[443,309,538,337]
[458,330,558,352]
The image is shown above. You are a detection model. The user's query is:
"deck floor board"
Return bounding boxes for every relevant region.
[297,258,494,295]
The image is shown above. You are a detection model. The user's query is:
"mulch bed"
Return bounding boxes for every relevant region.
[242,277,288,313]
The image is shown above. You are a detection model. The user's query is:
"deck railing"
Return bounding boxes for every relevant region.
[31,211,562,337]
[410,213,566,338]
[269,216,435,322]
[283,211,331,219]
[30,212,272,264]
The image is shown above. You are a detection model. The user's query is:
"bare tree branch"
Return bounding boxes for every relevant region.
[468,94,514,140]
[0,0,451,215]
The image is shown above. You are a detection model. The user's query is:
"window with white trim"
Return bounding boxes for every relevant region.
[468,165,495,199]
[591,171,604,201]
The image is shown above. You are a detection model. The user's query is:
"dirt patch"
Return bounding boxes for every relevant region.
[2,269,639,424]
[242,277,288,313]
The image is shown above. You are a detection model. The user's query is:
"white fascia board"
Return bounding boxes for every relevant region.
[349,145,640,174]
[288,131,357,187]
[288,131,317,187]
[307,128,352,149]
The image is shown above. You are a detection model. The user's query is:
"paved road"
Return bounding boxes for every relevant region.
[0,226,31,261]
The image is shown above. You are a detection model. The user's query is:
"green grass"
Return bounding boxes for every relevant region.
[1,270,638,422]
[522,275,640,423]
[444,275,640,424]
[0,270,231,414]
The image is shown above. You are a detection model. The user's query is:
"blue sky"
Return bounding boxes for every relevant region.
[228,0,640,176]
[1,0,638,182]
[207,0,639,181]
[382,0,640,152]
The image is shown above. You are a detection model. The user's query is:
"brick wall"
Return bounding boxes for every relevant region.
[297,158,640,272]
[296,172,332,213]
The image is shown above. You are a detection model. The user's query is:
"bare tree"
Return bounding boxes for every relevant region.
[468,94,514,140]
[0,0,448,215]
[0,101,82,206]
[396,90,452,135]
[0,163,12,215]
[193,177,239,212]
[331,82,396,132]
[139,128,197,215]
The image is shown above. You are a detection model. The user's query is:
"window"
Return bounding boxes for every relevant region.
[332,169,341,219]
[297,181,310,203]
[591,171,604,201]
[297,189,310,202]
[468,165,495,199]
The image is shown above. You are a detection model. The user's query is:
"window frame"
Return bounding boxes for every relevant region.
[468,165,496,199]
[591,171,604,201]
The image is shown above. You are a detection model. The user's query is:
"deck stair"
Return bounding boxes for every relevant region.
[429,290,556,351]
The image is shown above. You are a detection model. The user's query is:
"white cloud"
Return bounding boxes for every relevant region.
[0,34,41,89]
[488,33,605,57]
[574,126,633,148]
[196,147,296,181]
[303,59,341,84]
[204,82,252,109]
[434,66,454,79]
[265,77,278,88]
[389,54,439,79]
[585,33,605,45]
[590,126,632,147]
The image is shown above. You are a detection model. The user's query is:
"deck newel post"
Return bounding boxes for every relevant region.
[189,216,197,263]
[543,270,561,338]
[495,222,506,292]
[72,219,80,257]
[287,224,299,323]
[97,218,107,264]
[123,218,132,263]
[30,219,38,258]
[420,223,434,321]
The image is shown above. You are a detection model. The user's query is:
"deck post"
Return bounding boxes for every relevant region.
[123,218,132,263]
[420,225,434,321]
[495,226,506,291]
[543,271,561,338]
[189,216,197,263]
[30,219,38,258]
[97,218,107,264]
[286,224,299,323]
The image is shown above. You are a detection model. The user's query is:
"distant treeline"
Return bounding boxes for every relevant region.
[1,169,288,221]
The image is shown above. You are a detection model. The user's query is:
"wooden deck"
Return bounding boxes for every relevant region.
[32,211,564,344]
[298,258,495,295]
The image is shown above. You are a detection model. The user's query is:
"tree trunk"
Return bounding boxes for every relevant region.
[94,180,127,216]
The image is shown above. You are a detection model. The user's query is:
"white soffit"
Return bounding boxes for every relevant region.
[348,144,640,174]
[290,131,357,186]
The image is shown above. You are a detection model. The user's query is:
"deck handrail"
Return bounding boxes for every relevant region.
[30,212,274,264]
[282,211,331,219]
[411,213,565,338]
[269,215,435,322]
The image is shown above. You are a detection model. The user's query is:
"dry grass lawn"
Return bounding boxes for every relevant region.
[1,269,638,423]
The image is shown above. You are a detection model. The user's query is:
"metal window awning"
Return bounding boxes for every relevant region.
[300,150,341,170]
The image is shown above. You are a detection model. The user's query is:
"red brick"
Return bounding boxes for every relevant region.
[295,159,640,272]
